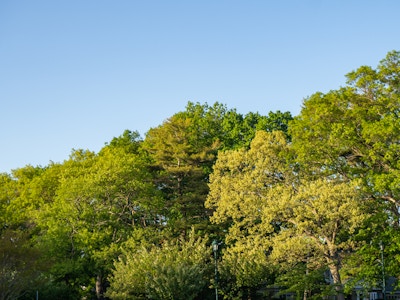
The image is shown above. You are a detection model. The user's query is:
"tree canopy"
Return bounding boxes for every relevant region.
[1,50,400,299]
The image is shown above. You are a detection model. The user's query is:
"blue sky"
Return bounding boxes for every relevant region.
[1,1,399,173]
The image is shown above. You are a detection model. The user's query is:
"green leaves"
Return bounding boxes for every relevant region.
[107,230,212,300]
[2,51,400,298]
[28,146,164,297]
[206,130,293,238]
[0,229,44,300]
[207,128,369,298]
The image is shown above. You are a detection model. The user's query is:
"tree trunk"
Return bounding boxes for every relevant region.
[96,274,104,299]
[303,289,308,300]
[328,263,345,300]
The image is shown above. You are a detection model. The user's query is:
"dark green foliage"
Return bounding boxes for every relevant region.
[106,129,143,154]
[0,229,45,300]
[273,265,332,300]
[142,102,292,237]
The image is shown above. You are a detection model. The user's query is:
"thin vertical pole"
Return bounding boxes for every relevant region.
[212,240,219,300]
[214,248,218,300]
[380,241,386,300]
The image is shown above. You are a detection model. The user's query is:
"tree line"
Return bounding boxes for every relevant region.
[1,50,399,300]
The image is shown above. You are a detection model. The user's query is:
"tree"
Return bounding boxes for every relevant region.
[289,50,400,286]
[2,165,47,227]
[34,146,162,298]
[107,230,213,300]
[290,51,400,208]
[218,237,275,299]
[206,130,294,241]
[267,179,368,300]
[0,167,58,298]
[0,173,15,228]
[220,110,293,150]
[143,102,293,237]
[142,103,224,235]
[206,130,369,299]
[206,130,294,297]
[106,129,142,154]
[0,229,44,300]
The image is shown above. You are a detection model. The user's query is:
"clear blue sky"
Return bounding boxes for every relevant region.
[1,1,399,173]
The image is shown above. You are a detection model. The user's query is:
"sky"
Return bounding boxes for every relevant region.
[1,1,400,174]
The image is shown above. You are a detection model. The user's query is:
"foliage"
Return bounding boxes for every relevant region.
[268,179,369,299]
[0,229,44,300]
[143,102,292,236]
[206,130,293,297]
[273,265,331,300]
[33,146,162,298]
[290,51,400,206]
[289,50,400,294]
[143,112,216,234]
[206,130,294,241]
[207,128,370,299]
[107,230,213,300]
[1,51,400,299]
[218,237,275,299]
[106,129,142,154]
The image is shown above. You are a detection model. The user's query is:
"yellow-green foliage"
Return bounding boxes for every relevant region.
[107,230,211,300]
